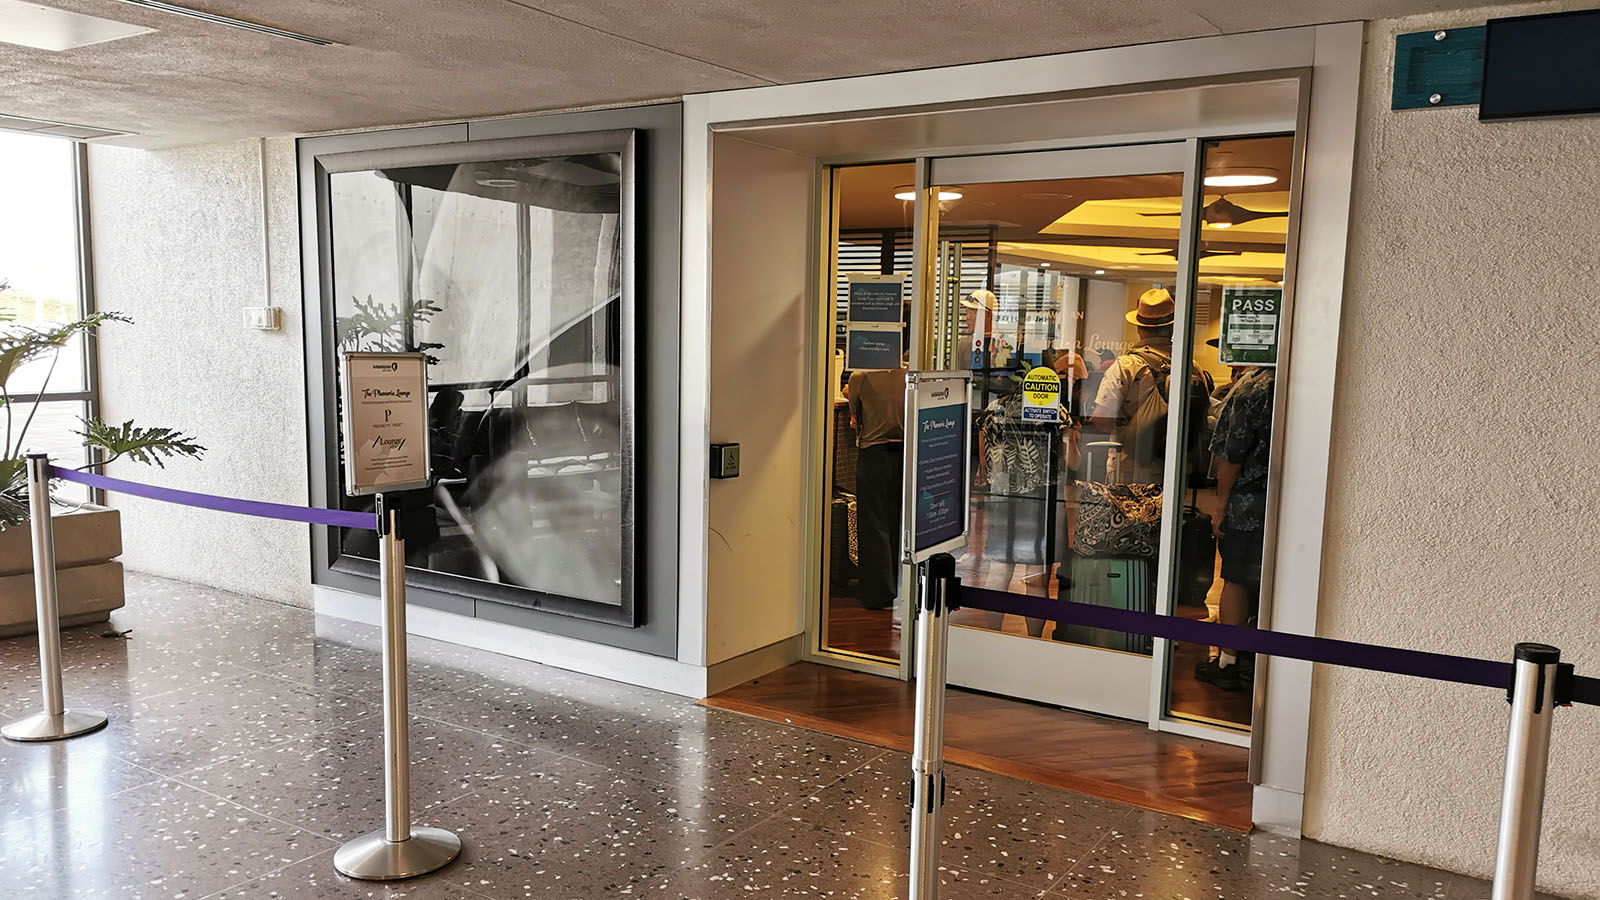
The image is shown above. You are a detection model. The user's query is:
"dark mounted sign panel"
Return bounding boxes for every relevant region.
[1392,26,1484,109]
[1480,9,1600,121]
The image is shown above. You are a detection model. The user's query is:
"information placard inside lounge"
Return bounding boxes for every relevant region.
[341,352,431,496]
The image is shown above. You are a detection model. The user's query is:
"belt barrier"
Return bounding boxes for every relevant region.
[3,461,458,881]
[51,466,378,531]
[960,585,1599,706]
[907,554,1592,900]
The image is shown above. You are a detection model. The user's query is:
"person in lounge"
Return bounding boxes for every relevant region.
[1194,365,1275,690]
[847,361,908,611]
[1089,288,1212,484]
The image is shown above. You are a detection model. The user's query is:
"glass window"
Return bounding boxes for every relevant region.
[0,132,95,504]
[0,132,88,396]
[327,147,630,614]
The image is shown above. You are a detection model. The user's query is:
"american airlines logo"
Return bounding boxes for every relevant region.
[931,388,950,400]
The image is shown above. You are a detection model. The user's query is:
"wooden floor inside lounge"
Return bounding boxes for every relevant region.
[704,662,1254,832]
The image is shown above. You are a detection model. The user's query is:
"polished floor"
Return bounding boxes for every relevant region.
[705,662,1253,831]
[0,573,1497,899]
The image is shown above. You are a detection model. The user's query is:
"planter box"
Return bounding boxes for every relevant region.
[0,505,125,637]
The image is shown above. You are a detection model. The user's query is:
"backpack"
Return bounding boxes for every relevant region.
[1124,347,1210,469]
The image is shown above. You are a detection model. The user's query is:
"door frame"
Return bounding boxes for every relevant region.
[683,22,1363,834]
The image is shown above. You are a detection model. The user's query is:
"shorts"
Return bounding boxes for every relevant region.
[1219,528,1265,588]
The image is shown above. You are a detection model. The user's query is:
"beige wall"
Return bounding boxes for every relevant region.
[89,138,313,607]
[703,134,814,665]
[1305,3,1600,897]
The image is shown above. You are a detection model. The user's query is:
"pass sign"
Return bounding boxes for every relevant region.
[341,352,431,496]
[1219,287,1282,366]
[1020,366,1062,423]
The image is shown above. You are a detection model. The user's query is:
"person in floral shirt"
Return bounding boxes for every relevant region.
[1195,366,1275,691]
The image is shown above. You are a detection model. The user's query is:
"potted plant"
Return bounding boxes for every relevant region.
[0,278,204,636]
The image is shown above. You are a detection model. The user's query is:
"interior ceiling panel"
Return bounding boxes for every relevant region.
[0,0,1512,147]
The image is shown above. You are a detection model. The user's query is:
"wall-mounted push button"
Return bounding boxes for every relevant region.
[710,443,740,479]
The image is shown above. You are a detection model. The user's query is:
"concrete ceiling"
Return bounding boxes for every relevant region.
[0,1,1492,148]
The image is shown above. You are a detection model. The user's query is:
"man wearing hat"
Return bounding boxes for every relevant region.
[1089,288,1212,483]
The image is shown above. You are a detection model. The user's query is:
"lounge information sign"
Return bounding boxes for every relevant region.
[904,371,972,561]
[341,351,431,496]
[846,327,903,370]
[1219,287,1282,366]
[846,273,905,323]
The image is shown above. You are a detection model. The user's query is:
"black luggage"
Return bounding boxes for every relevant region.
[1177,502,1216,607]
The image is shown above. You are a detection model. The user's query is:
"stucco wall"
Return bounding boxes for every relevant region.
[1305,4,1600,897]
[89,138,313,607]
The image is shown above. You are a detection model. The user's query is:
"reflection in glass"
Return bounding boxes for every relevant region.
[327,150,627,611]
[1166,135,1294,730]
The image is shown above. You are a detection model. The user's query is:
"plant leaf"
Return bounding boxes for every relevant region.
[77,418,206,468]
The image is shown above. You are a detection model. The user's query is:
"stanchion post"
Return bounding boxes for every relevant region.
[1491,643,1567,900]
[2,454,106,742]
[909,552,959,900]
[334,494,461,880]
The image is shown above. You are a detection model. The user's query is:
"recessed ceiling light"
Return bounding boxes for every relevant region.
[1040,262,1050,268]
[0,0,153,51]
[106,0,335,45]
[1093,269,1106,275]
[892,186,963,201]
[476,177,519,188]
[1203,169,1278,187]
[1210,221,1232,229]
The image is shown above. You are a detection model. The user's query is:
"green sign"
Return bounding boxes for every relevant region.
[1219,287,1282,366]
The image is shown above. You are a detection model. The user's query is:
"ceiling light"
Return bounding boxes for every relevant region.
[0,0,153,51]
[106,0,335,45]
[1040,262,1050,268]
[1093,269,1106,275]
[1203,169,1278,187]
[892,186,963,201]
[1210,221,1232,229]
[475,177,519,188]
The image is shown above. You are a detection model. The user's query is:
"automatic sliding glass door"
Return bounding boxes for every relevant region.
[916,142,1203,722]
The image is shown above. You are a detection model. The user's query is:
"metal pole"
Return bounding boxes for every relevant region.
[909,553,956,900]
[335,496,461,880]
[1490,643,1562,900]
[2,454,106,742]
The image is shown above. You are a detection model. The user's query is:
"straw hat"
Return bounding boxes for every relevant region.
[960,289,999,312]
[1125,288,1175,327]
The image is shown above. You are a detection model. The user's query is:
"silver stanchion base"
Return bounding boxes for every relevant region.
[2,708,108,742]
[334,827,461,881]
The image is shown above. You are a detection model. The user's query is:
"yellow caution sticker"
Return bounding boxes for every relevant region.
[1020,366,1061,422]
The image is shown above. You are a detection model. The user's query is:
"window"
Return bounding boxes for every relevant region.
[0,132,96,500]
[321,135,635,623]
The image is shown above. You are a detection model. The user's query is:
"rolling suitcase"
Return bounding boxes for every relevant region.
[1177,491,1216,607]
[1055,551,1152,653]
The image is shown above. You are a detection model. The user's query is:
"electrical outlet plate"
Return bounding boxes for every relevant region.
[242,306,282,331]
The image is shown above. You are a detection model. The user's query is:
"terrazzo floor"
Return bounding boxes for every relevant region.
[0,573,1500,899]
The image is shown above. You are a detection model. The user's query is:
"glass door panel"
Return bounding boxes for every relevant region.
[816,162,916,666]
[1161,134,1295,731]
[925,143,1196,721]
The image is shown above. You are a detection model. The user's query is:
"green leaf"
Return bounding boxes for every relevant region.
[0,312,133,389]
[0,457,30,530]
[77,418,206,469]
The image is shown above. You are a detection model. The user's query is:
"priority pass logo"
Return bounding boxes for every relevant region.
[1021,366,1061,408]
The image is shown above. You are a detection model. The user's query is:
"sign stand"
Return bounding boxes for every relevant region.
[335,352,461,881]
[901,371,972,900]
